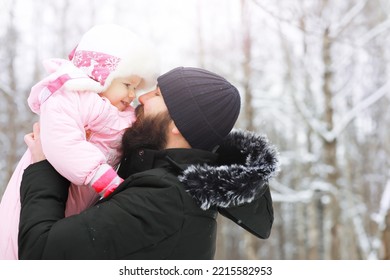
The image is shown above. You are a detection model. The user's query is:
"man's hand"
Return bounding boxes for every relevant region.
[24,122,46,163]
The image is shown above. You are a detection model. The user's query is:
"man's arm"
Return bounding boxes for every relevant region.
[19,122,70,258]
[19,160,70,259]
[19,123,184,259]
[19,161,184,259]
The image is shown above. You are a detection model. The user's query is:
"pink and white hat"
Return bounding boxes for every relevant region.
[68,24,159,93]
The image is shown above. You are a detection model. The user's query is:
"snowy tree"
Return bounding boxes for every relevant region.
[1,0,389,259]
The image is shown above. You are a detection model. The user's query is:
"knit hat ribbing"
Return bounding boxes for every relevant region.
[157,67,241,151]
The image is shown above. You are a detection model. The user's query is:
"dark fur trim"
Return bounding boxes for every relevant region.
[179,129,280,210]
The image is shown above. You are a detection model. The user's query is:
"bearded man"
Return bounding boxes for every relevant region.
[18,67,279,259]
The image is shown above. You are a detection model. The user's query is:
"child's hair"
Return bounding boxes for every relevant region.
[67,24,160,94]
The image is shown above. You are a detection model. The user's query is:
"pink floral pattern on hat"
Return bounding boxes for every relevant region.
[71,50,121,85]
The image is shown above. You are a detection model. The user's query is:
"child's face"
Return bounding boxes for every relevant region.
[101,75,142,111]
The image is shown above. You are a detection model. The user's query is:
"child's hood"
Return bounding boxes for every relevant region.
[28,58,105,114]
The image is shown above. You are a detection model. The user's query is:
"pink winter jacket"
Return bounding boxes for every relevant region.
[0,59,135,259]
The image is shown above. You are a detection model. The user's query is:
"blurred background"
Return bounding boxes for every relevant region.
[1,0,390,260]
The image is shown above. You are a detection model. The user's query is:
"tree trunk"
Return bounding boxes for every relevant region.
[382,212,390,260]
[321,26,341,259]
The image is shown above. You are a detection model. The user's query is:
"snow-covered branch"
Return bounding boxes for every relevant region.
[270,181,314,203]
[0,84,14,98]
[358,19,390,46]
[372,180,390,229]
[330,0,368,37]
[380,181,390,218]
[328,81,390,140]
[291,90,331,142]
[292,81,390,143]
[270,180,338,203]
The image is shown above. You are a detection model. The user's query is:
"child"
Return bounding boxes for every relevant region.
[0,24,159,259]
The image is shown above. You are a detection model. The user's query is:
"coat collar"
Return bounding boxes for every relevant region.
[117,148,218,179]
[117,129,279,211]
[179,129,280,210]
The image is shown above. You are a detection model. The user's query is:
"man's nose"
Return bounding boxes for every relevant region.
[138,91,152,104]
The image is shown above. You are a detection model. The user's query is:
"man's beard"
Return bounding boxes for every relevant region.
[120,105,172,158]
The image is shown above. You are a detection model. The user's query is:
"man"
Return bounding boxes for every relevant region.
[19,67,279,259]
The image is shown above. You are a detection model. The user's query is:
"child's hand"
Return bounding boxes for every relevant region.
[24,122,46,163]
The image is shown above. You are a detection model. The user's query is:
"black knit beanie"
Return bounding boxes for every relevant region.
[157,67,241,151]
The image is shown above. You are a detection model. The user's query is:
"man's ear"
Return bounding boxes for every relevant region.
[167,121,191,149]
[171,123,181,135]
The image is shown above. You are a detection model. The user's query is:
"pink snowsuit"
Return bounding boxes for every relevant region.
[0,59,136,259]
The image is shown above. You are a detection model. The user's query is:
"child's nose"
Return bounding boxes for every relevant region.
[128,89,135,99]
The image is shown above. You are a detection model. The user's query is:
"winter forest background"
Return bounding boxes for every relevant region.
[1,0,390,260]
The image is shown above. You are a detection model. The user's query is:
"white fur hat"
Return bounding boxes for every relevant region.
[68,24,160,93]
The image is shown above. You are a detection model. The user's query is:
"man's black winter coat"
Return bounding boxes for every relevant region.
[18,130,279,259]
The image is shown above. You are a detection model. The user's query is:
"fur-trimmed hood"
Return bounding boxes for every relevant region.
[179,129,280,210]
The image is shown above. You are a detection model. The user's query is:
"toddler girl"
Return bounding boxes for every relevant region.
[0,24,159,259]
